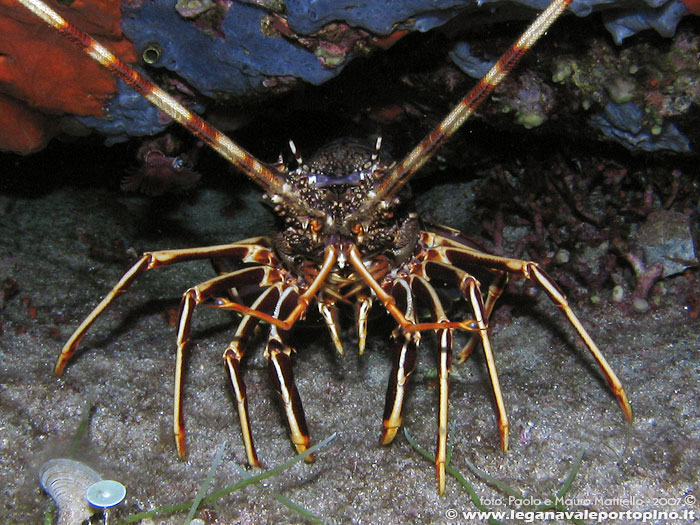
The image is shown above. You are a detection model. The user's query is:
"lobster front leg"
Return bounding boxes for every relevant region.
[264,286,313,459]
[176,247,337,463]
[56,239,277,375]
[410,275,453,495]
[223,285,282,468]
[381,279,420,446]
[266,345,312,458]
[174,266,284,458]
[418,260,510,451]
[458,271,509,363]
[380,273,461,494]
[318,299,345,356]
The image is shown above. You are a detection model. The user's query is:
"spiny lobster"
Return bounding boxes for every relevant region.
[16,0,633,494]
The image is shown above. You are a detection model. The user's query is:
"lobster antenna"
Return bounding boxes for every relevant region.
[365,0,574,211]
[15,0,288,196]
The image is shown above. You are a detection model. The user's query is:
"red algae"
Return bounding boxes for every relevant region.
[681,0,700,14]
[0,0,136,153]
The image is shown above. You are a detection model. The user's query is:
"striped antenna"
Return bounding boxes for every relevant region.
[15,0,287,195]
[364,0,574,211]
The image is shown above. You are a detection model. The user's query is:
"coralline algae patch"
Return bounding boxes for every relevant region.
[554,29,700,153]
[0,0,136,154]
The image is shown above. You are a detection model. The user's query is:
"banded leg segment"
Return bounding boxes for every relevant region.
[174,266,285,458]
[410,275,453,495]
[223,285,282,468]
[417,260,510,451]
[264,287,313,458]
[355,296,373,355]
[381,279,420,447]
[318,298,345,355]
[458,271,509,363]
[56,240,277,375]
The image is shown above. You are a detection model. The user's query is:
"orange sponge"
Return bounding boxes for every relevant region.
[0,0,136,153]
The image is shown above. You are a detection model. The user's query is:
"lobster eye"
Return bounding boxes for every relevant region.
[142,43,162,65]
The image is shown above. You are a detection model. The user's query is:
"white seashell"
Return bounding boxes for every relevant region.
[39,458,102,525]
[86,479,127,509]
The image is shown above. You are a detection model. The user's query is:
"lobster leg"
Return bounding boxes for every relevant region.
[417,260,510,451]
[169,247,336,461]
[425,242,633,422]
[381,279,420,446]
[458,270,509,362]
[416,229,510,362]
[318,299,345,355]
[216,245,339,332]
[348,244,509,450]
[56,240,277,375]
[264,287,313,458]
[223,285,281,468]
[346,245,477,333]
[355,296,373,355]
[409,275,453,495]
[174,266,284,458]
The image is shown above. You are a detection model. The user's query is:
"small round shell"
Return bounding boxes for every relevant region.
[86,480,126,509]
[39,458,102,525]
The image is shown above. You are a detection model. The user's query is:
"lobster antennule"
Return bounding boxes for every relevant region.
[14,0,288,196]
[363,0,575,210]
